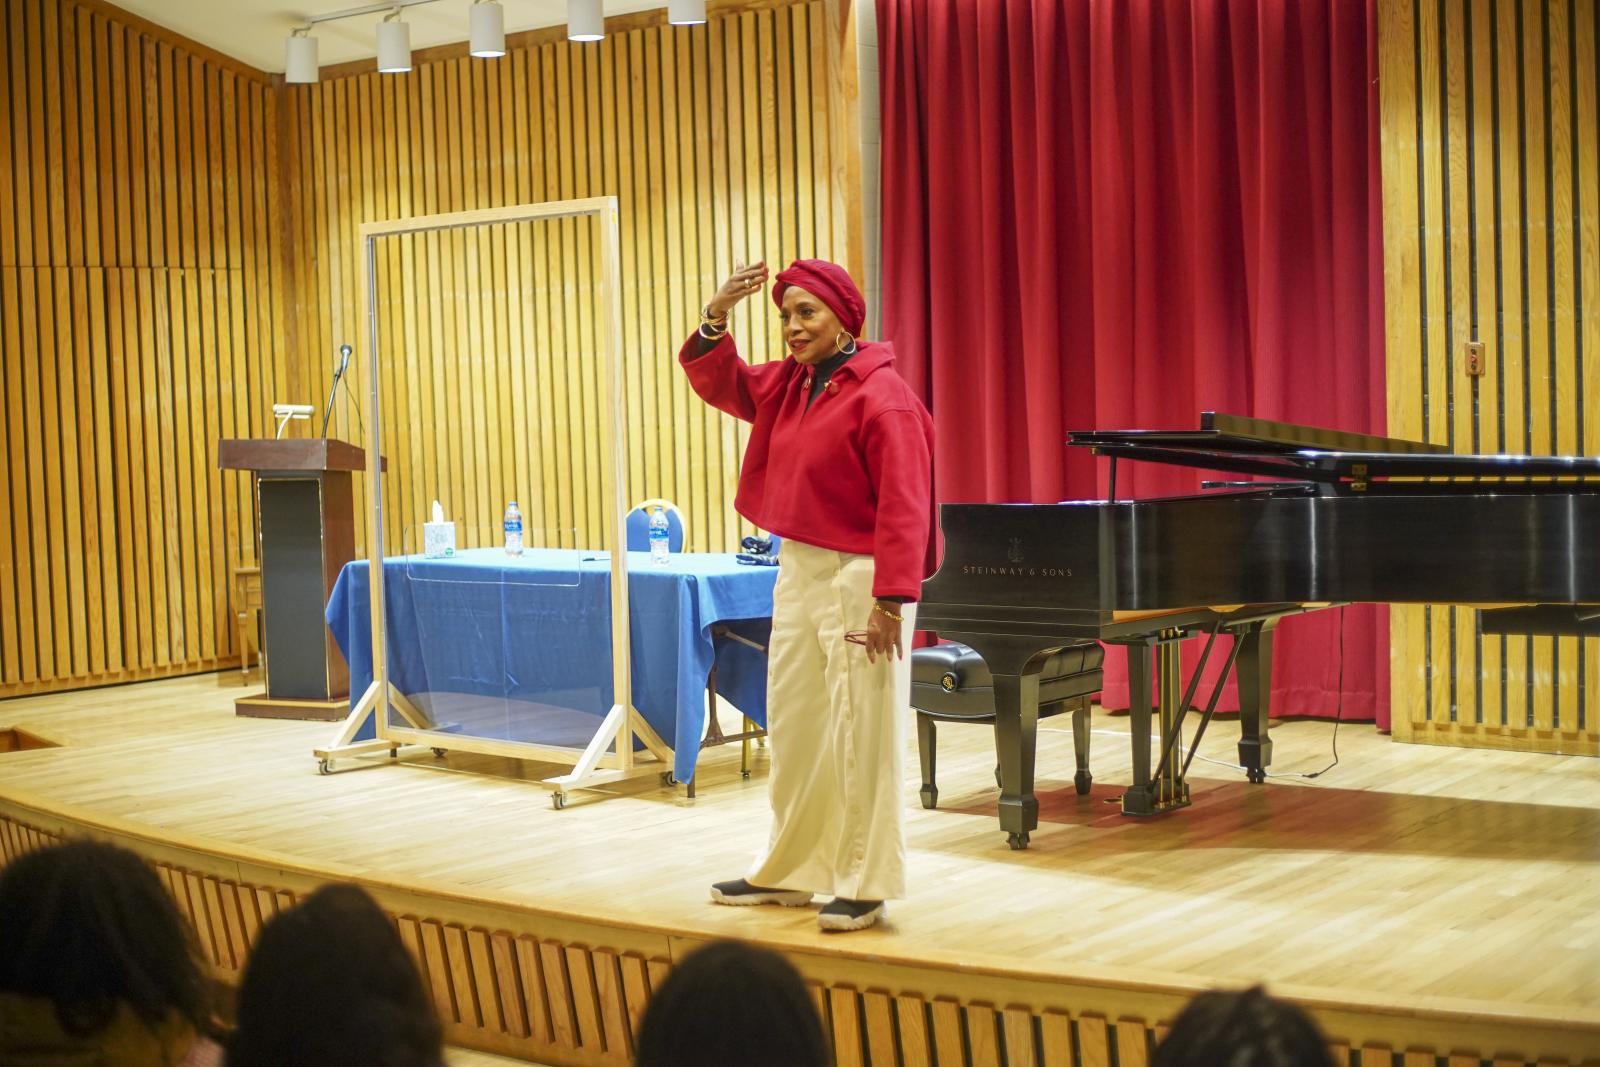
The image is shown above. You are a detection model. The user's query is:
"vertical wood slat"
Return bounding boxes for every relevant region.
[539,939,580,1051]
[490,931,529,1039]
[514,935,554,1046]
[0,0,281,699]
[828,986,863,1067]
[896,993,932,1067]
[1077,1014,1112,1067]
[591,948,631,1057]
[1380,0,1600,756]
[419,919,459,1024]
[930,999,964,1067]
[862,990,897,1066]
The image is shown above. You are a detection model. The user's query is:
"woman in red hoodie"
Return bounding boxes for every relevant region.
[681,258,933,932]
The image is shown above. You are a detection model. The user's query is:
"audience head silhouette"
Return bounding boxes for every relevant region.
[0,839,216,1064]
[1153,985,1335,1067]
[634,940,828,1067]
[228,882,444,1067]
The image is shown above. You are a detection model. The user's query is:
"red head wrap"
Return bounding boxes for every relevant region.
[771,259,866,337]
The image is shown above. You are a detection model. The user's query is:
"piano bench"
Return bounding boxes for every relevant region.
[910,641,1104,810]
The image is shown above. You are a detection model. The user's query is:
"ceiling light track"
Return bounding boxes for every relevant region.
[301,0,440,28]
[286,1,708,84]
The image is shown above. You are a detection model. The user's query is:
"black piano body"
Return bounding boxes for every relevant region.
[918,413,1600,848]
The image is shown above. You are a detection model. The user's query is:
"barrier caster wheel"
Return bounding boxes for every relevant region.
[661,771,678,787]
[551,792,567,810]
[1006,831,1030,851]
[432,748,448,758]
[318,759,333,776]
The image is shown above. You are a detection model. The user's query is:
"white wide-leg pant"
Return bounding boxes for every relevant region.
[746,538,916,902]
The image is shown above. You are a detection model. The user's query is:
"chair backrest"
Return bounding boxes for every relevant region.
[627,499,686,552]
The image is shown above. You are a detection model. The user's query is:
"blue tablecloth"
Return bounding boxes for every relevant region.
[325,548,777,782]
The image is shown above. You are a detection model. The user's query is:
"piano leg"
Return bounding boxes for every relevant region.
[917,714,938,809]
[1235,619,1278,784]
[1119,632,1194,815]
[1121,638,1157,815]
[1071,696,1092,795]
[991,671,1040,850]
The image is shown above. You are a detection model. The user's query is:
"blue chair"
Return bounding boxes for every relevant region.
[626,499,686,553]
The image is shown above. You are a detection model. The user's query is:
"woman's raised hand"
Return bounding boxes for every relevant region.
[707,262,769,319]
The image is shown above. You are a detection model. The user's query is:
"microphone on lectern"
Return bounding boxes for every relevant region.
[322,343,353,439]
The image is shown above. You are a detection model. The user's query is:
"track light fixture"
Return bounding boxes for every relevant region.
[470,0,506,57]
[668,0,707,25]
[281,0,439,84]
[377,7,412,72]
[568,0,604,42]
[285,26,319,83]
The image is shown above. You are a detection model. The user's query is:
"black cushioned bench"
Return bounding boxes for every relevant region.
[909,641,1105,810]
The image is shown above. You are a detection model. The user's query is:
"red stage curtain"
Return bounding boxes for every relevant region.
[879,0,1389,727]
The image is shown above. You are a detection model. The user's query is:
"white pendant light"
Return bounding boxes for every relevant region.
[668,0,706,25]
[377,13,412,73]
[470,0,506,58]
[568,0,603,42]
[285,29,319,83]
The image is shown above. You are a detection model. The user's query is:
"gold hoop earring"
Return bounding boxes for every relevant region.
[835,331,856,354]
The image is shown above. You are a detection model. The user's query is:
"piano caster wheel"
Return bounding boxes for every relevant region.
[1007,831,1030,850]
[432,748,448,758]
[661,771,680,787]
[1247,768,1266,784]
[1074,771,1092,796]
[994,765,1003,788]
[551,791,567,810]
[741,770,751,779]
[318,759,333,775]
[919,785,938,810]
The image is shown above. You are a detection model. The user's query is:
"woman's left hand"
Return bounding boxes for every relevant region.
[863,601,904,665]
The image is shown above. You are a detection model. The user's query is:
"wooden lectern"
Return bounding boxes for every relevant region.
[218,438,383,720]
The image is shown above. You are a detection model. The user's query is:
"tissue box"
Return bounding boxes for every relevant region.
[423,521,456,558]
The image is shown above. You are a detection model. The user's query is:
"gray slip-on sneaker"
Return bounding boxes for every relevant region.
[709,878,814,907]
[817,897,884,931]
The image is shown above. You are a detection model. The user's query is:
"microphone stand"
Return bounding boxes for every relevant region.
[321,344,352,439]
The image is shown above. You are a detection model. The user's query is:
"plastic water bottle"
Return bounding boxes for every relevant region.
[503,500,524,556]
[648,506,670,566]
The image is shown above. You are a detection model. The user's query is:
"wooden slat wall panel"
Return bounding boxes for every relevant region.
[0,0,292,698]
[1379,0,1600,756]
[287,5,842,559]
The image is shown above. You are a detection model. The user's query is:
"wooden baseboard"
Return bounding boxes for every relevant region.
[234,694,347,721]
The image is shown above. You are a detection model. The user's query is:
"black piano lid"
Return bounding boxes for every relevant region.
[1071,412,1449,456]
[1069,412,1600,489]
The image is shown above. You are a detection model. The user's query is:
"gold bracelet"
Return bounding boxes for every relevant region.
[697,321,728,341]
[700,303,729,327]
[872,602,904,623]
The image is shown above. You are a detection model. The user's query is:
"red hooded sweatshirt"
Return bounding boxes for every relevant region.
[679,333,935,600]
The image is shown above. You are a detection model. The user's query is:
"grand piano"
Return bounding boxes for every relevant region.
[918,413,1600,848]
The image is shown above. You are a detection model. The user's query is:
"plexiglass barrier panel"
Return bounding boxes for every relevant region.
[382,525,623,750]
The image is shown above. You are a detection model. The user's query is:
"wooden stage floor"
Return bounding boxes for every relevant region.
[1,674,1597,1066]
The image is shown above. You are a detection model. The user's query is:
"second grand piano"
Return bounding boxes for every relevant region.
[918,413,1600,848]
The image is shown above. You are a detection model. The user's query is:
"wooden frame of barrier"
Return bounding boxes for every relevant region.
[314,197,672,807]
